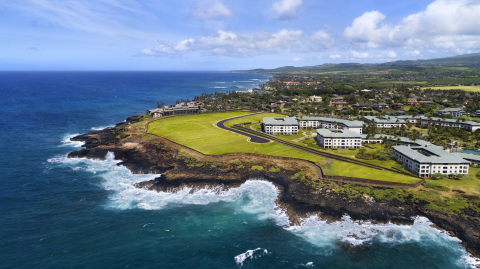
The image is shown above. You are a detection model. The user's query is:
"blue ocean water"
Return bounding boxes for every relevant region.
[0,71,478,268]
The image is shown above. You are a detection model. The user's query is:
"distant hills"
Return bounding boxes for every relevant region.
[242,53,480,73]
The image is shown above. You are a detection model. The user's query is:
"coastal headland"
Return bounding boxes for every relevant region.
[68,112,480,259]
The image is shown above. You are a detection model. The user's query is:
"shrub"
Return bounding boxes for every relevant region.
[332,148,338,150]
[250,165,264,171]
[348,148,356,151]
[237,165,245,169]
[424,183,450,192]
[476,171,480,179]
[430,173,445,180]
[268,167,280,172]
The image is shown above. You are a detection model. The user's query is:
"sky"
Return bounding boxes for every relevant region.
[1,0,480,71]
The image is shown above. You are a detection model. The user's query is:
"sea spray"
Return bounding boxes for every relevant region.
[52,148,479,268]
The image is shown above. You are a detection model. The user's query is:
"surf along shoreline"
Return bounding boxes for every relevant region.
[67,114,480,260]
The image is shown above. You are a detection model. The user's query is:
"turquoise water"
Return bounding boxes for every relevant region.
[0,72,478,268]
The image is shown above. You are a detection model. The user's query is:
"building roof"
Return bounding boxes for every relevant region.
[317,129,362,138]
[299,117,364,128]
[453,153,480,162]
[438,108,465,112]
[393,146,469,164]
[263,117,298,125]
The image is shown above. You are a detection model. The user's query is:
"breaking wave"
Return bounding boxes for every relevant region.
[51,139,480,268]
[59,134,84,148]
[234,248,269,267]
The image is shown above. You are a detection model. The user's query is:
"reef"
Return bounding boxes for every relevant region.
[68,117,480,260]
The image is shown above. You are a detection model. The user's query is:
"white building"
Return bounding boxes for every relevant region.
[298,117,363,134]
[437,108,466,117]
[263,117,299,135]
[316,129,362,148]
[147,101,203,117]
[392,145,469,177]
[306,95,322,102]
[364,115,480,132]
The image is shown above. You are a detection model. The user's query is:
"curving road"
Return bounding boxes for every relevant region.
[216,113,271,144]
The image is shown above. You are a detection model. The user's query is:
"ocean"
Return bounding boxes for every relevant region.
[0,71,478,268]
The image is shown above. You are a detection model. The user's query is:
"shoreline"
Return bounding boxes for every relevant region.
[67,116,480,261]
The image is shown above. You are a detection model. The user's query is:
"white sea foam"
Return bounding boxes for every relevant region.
[60,134,84,148]
[91,125,115,131]
[234,248,269,267]
[50,151,478,267]
[214,86,228,88]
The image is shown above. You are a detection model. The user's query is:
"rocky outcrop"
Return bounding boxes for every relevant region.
[68,118,480,260]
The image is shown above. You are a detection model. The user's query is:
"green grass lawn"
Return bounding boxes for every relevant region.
[322,161,419,184]
[147,112,324,163]
[424,166,480,194]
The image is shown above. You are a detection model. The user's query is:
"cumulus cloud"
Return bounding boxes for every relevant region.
[351,51,370,59]
[272,0,303,21]
[141,29,304,57]
[292,57,305,61]
[330,54,342,59]
[343,0,480,52]
[403,50,422,58]
[190,1,233,21]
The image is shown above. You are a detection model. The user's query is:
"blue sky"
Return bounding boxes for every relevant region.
[1,0,479,71]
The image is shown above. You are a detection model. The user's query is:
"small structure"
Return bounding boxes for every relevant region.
[406,98,419,106]
[316,129,362,149]
[331,101,348,108]
[437,108,466,117]
[474,110,480,117]
[372,103,389,111]
[352,103,371,110]
[306,95,322,102]
[263,117,298,135]
[393,103,404,110]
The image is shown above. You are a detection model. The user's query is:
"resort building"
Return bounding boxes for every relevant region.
[418,116,480,132]
[263,117,299,135]
[392,145,470,177]
[316,129,362,149]
[147,101,203,117]
[297,117,363,134]
[473,110,480,118]
[364,115,480,132]
[437,108,466,117]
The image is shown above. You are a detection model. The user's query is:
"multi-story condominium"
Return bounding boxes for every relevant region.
[316,129,362,148]
[297,117,363,134]
[418,116,480,132]
[263,117,299,135]
[147,101,203,117]
[364,115,480,132]
[437,108,466,117]
[392,145,470,177]
[473,110,480,118]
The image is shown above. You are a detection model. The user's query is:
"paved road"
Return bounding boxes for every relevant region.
[216,113,271,144]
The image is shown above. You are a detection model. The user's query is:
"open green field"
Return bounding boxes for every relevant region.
[321,161,418,184]
[147,112,420,183]
[421,86,480,92]
[424,167,480,194]
[147,112,324,163]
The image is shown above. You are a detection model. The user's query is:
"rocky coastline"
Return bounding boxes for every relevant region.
[68,117,480,261]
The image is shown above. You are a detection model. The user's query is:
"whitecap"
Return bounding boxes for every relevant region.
[59,133,84,148]
[234,248,269,267]
[91,125,115,131]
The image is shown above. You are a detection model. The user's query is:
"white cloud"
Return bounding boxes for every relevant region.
[190,1,233,21]
[272,0,303,21]
[403,50,422,58]
[292,57,304,61]
[141,29,304,57]
[343,0,480,52]
[351,51,370,59]
[384,50,397,58]
[330,54,342,59]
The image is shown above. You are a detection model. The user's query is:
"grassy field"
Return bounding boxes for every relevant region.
[147,112,420,183]
[147,112,324,163]
[421,86,480,92]
[424,167,480,194]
